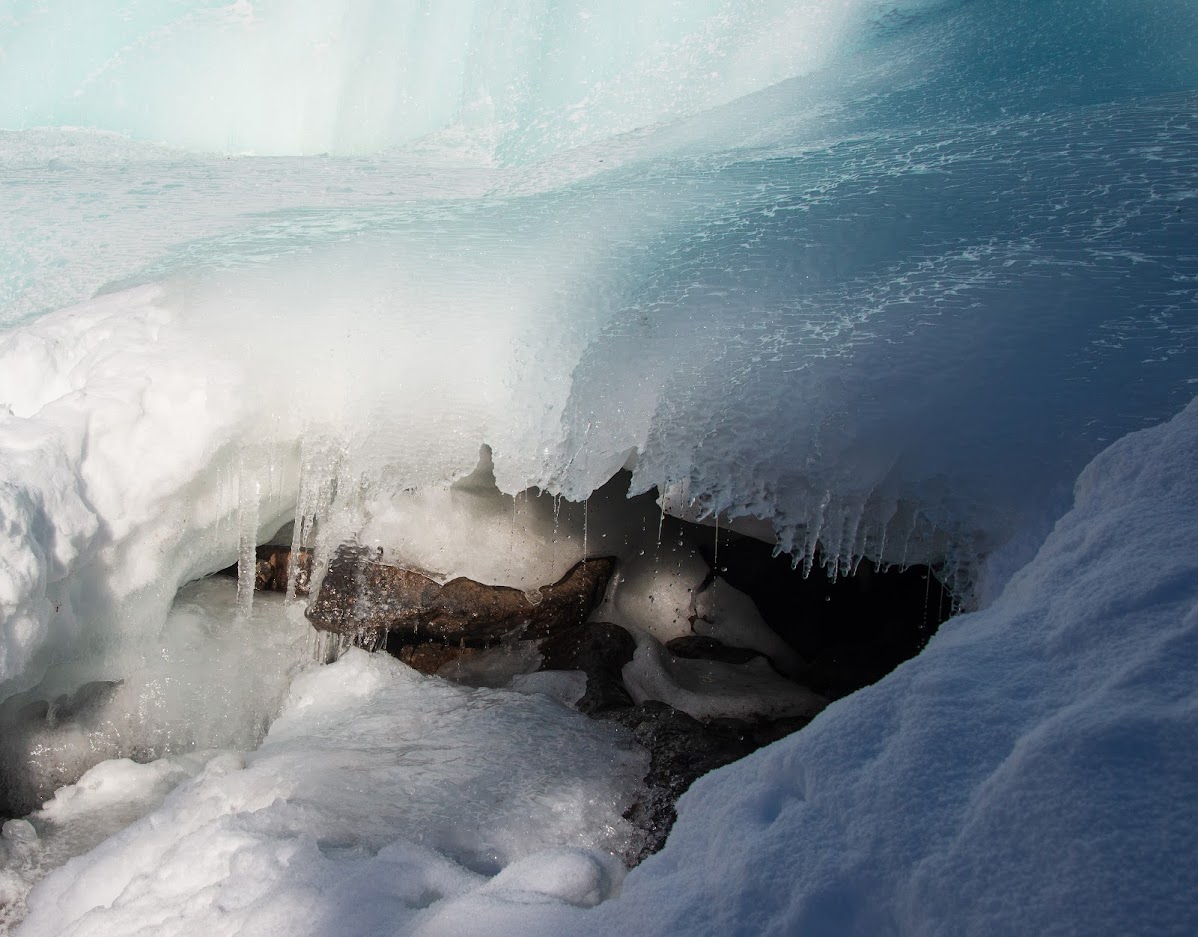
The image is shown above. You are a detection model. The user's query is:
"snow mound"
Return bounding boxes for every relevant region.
[16,649,646,936]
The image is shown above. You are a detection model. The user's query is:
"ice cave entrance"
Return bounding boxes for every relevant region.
[2,455,954,860]
[211,459,956,856]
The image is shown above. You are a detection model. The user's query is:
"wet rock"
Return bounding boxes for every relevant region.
[600,701,818,864]
[308,546,439,639]
[393,642,479,675]
[665,635,764,666]
[255,545,312,595]
[602,702,761,863]
[217,545,312,596]
[537,621,637,714]
[306,546,615,645]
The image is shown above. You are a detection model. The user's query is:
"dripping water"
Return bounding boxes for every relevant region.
[713,511,720,570]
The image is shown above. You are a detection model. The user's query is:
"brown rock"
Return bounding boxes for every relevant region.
[538,620,637,714]
[396,643,479,675]
[217,545,313,596]
[306,546,616,645]
[254,545,313,596]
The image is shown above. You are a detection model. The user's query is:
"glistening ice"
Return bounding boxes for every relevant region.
[1,1,1197,935]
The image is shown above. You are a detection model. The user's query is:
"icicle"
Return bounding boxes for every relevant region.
[308,628,350,665]
[511,488,519,557]
[582,497,589,559]
[656,484,666,551]
[236,458,260,620]
[288,439,319,601]
[288,434,341,604]
[286,507,310,603]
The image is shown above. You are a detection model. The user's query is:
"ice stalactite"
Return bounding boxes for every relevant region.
[235,461,260,620]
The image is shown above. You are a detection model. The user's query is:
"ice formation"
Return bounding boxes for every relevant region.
[0,0,1196,934]
[11,386,1198,937]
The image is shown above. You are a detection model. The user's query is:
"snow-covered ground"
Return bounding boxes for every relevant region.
[1,0,1196,934]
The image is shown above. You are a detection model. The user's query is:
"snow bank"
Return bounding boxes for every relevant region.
[0,285,301,690]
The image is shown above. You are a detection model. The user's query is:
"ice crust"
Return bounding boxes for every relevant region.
[0,0,880,159]
[4,72,1197,688]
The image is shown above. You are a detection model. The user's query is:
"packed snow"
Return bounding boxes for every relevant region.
[1,0,1196,935]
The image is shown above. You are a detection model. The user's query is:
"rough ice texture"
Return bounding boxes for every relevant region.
[0,581,311,816]
[0,0,876,158]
